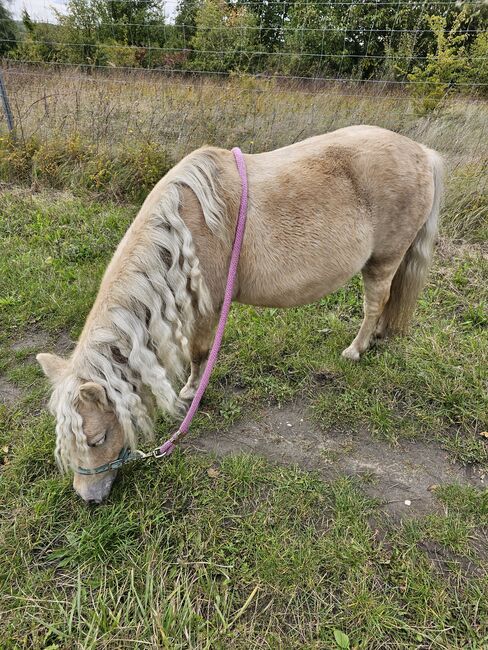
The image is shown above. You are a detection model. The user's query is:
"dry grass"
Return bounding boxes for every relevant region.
[1,66,487,240]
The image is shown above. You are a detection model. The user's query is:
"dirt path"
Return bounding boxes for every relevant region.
[187,401,485,517]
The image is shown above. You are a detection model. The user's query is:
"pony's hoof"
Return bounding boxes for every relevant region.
[342,345,360,361]
[179,385,196,401]
[174,397,190,417]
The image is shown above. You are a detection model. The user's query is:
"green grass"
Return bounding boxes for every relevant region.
[0,79,487,648]
[1,190,486,460]
[0,190,133,335]
[1,443,488,649]
[0,183,487,649]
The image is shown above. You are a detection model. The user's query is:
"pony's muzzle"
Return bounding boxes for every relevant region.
[73,471,117,504]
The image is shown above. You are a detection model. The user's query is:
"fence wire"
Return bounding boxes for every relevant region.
[0,0,487,157]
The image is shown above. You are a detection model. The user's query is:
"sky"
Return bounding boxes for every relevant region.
[8,0,176,23]
[9,0,67,23]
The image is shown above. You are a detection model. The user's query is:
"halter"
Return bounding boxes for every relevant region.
[76,147,249,475]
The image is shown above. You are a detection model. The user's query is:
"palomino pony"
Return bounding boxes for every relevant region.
[37,125,443,503]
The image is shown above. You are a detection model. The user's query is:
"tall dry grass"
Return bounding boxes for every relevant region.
[1,65,487,241]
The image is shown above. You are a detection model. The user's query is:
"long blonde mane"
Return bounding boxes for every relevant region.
[50,148,226,470]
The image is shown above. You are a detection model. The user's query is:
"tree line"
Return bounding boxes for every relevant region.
[1,0,487,91]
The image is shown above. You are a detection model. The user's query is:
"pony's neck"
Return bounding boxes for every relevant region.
[71,147,233,420]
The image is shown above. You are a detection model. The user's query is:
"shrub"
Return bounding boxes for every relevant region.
[0,136,173,201]
[97,39,143,69]
[408,13,470,114]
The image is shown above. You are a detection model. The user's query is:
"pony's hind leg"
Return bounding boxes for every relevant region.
[342,259,399,361]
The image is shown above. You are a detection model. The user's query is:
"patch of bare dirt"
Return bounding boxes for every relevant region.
[11,328,74,360]
[11,330,51,353]
[418,539,485,580]
[187,401,485,518]
[2,329,74,407]
[0,377,23,406]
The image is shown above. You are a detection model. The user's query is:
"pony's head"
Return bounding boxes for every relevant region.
[37,352,132,503]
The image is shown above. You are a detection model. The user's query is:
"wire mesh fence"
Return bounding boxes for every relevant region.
[2,1,487,87]
[0,0,487,210]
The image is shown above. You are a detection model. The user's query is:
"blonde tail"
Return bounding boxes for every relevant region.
[379,148,444,335]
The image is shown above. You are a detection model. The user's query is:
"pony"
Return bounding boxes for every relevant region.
[37,125,443,503]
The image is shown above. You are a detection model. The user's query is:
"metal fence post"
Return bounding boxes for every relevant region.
[0,69,15,134]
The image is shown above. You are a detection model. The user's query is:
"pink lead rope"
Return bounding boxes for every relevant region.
[157,147,248,457]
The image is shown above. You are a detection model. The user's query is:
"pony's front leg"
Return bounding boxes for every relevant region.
[180,357,207,401]
[179,316,217,402]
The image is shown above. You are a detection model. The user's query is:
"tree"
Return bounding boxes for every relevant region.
[0,0,17,56]
[191,0,258,72]
[283,2,342,77]
[283,0,486,80]
[468,31,488,90]
[98,0,166,47]
[15,12,64,63]
[55,0,167,66]
[408,9,473,111]
[236,0,294,52]
[7,0,488,83]
[21,8,34,33]
[55,0,103,65]
[173,0,201,48]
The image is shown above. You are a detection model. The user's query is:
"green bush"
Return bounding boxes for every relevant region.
[96,40,143,69]
[408,13,470,114]
[0,136,173,201]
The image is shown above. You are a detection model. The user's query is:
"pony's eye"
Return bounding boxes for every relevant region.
[89,434,106,447]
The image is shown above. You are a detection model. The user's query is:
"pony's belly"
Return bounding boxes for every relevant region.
[236,197,373,309]
[237,259,366,308]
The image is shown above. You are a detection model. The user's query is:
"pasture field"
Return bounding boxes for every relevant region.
[0,73,487,649]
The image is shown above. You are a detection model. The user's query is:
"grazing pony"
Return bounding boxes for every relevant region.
[37,125,443,502]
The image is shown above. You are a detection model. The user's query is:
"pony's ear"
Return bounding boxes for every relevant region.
[79,382,108,407]
[36,353,69,383]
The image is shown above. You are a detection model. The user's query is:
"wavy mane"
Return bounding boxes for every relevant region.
[49,148,226,471]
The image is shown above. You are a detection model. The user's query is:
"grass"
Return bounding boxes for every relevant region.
[1,442,487,648]
[1,68,487,241]
[0,73,487,648]
[1,190,486,457]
